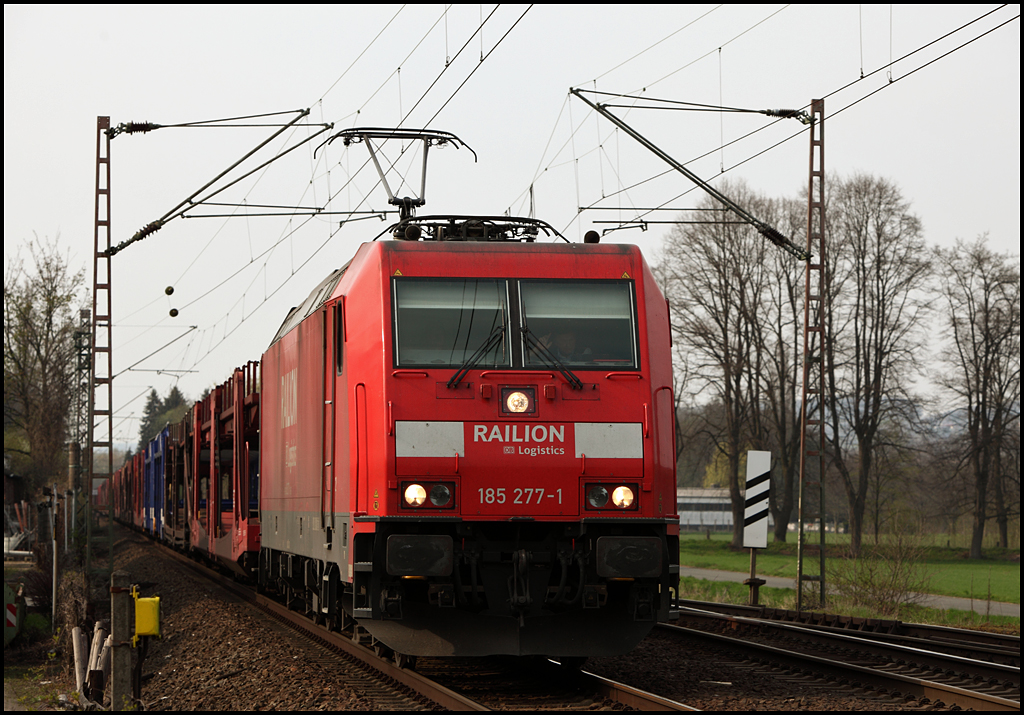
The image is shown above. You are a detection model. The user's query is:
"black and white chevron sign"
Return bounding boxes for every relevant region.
[742,451,771,549]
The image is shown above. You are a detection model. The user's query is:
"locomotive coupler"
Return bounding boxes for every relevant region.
[630,586,655,621]
[429,583,456,608]
[380,586,403,619]
[548,547,573,604]
[508,549,533,625]
[456,548,481,606]
[509,549,532,607]
[582,584,606,609]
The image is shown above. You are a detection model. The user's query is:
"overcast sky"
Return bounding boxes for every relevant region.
[4,4,1020,451]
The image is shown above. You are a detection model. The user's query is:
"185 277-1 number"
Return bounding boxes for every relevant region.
[477,487,562,505]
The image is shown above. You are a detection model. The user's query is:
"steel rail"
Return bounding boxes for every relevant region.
[677,606,1019,686]
[675,598,1020,661]
[566,664,699,711]
[760,615,1019,665]
[664,622,1020,711]
[140,528,695,711]
[161,546,488,711]
[252,594,489,712]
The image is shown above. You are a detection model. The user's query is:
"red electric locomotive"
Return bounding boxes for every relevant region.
[111,129,680,660]
[258,210,680,657]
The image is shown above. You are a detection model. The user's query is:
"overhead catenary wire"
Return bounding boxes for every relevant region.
[631,5,791,95]
[142,6,1015,385]
[513,3,794,216]
[579,90,811,120]
[571,88,810,260]
[175,7,534,373]
[170,119,353,293]
[156,3,439,289]
[584,5,725,85]
[347,7,453,125]
[564,5,1017,236]
[97,6,1015,428]
[105,109,333,257]
[105,109,325,136]
[113,327,198,378]
[527,4,1009,239]
[316,4,407,103]
[528,24,776,230]
[164,1,520,344]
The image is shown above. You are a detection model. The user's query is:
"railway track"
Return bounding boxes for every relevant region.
[122,525,1017,711]
[155,533,694,710]
[667,602,1020,711]
[416,656,697,710]
[678,598,1020,664]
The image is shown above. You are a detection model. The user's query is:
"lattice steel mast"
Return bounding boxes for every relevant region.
[87,116,114,588]
[797,99,827,610]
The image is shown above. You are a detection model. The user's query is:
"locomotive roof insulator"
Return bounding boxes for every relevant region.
[377,215,569,244]
[398,223,423,241]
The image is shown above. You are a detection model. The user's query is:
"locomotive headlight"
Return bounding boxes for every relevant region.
[587,485,610,508]
[429,484,452,507]
[611,486,635,509]
[505,390,530,413]
[500,386,536,415]
[404,483,427,507]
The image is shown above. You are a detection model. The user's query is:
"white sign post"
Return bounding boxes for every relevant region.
[742,451,771,605]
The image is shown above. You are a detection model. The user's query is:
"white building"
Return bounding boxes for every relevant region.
[676,487,774,532]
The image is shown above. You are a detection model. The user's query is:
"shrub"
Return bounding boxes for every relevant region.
[826,530,932,618]
[20,612,51,642]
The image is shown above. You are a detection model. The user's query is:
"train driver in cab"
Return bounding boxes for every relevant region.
[539,323,593,364]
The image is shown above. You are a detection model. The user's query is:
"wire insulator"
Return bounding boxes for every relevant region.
[762,109,813,125]
[105,219,165,256]
[758,225,811,261]
[132,220,164,241]
[126,121,160,134]
[106,121,162,139]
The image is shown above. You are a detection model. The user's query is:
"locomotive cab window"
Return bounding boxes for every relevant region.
[393,279,510,368]
[520,280,638,369]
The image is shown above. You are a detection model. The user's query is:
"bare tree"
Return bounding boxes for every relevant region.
[658,182,783,546]
[823,174,930,557]
[934,237,1020,558]
[1000,420,1021,546]
[4,236,86,491]
[751,198,806,541]
[673,400,727,489]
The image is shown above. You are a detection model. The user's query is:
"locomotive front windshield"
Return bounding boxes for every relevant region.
[393,278,638,370]
[393,279,510,368]
[521,280,638,368]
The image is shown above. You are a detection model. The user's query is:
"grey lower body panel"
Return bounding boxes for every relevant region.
[360,521,676,657]
[361,602,655,657]
[260,508,350,572]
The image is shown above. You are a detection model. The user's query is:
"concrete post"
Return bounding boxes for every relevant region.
[69,442,81,492]
[72,626,88,694]
[50,484,57,635]
[110,571,132,710]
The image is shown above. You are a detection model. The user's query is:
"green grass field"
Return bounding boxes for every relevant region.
[679,532,1021,605]
[676,575,1020,632]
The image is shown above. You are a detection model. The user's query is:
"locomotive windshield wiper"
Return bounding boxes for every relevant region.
[521,328,584,391]
[447,325,505,389]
